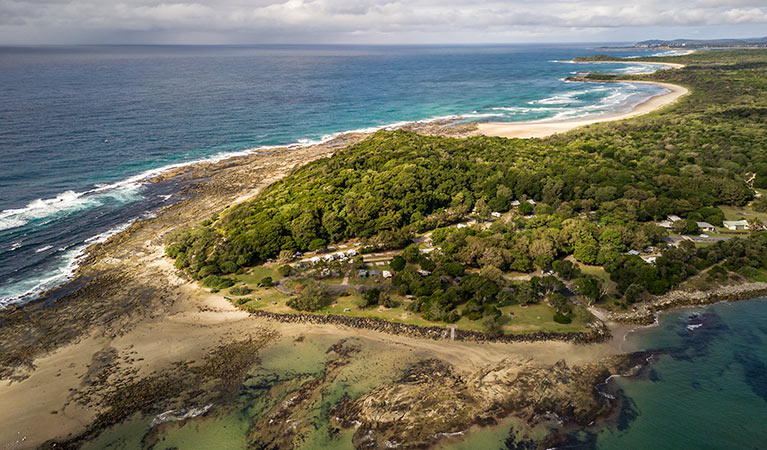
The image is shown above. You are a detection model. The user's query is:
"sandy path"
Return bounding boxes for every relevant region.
[477,80,688,139]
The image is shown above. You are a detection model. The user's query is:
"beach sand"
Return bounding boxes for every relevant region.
[477,80,688,139]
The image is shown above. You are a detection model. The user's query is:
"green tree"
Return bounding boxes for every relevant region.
[286,280,329,311]
[277,265,292,277]
[483,316,503,338]
[402,244,421,263]
[390,255,406,271]
[573,237,599,265]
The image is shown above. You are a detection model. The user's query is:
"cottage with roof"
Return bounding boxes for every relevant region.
[696,222,715,232]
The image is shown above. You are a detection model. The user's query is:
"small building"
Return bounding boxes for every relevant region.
[527,199,536,205]
[510,200,521,207]
[641,255,657,264]
[345,249,357,256]
[309,256,321,264]
[370,270,380,277]
[382,270,392,279]
[323,254,335,262]
[627,250,640,256]
[456,223,468,229]
[658,221,673,229]
[667,215,682,222]
[696,222,716,232]
[491,212,502,218]
[417,269,432,276]
[359,269,368,278]
[723,220,749,231]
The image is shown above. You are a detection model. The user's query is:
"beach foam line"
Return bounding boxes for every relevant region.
[0,219,137,308]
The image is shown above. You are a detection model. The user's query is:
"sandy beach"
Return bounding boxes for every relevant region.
[478,80,688,139]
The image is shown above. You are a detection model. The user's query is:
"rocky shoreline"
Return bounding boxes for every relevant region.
[602,282,767,325]
[329,351,655,449]
[245,309,611,344]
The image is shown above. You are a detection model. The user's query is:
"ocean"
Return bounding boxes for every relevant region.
[0,44,671,306]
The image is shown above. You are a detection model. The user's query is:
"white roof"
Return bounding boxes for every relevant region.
[668,215,682,222]
[724,220,748,226]
[696,222,715,228]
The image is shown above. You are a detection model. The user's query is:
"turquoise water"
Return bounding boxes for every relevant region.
[0,44,670,306]
[594,299,767,449]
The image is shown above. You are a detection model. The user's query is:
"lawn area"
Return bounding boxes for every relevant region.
[719,205,767,223]
[227,287,292,312]
[236,266,283,285]
[578,265,618,294]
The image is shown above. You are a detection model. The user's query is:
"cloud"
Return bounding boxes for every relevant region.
[0,0,766,44]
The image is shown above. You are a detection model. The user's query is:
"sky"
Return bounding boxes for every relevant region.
[0,0,766,45]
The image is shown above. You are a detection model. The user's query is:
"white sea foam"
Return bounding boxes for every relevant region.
[34,245,53,253]
[0,186,141,233]
[151,404,213,427]
[0,221,134,308]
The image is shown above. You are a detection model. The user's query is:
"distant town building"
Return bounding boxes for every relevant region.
[723,220,749,231]
[491,212,502,218]
[382,270,392,279]
[627,250,640,256]
[667,215,682,222]
[527,199,536,205]
[370,270,380,277]
[359,269,368,278]
[510,200,521,206]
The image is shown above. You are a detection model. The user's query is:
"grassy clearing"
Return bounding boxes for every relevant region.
[236,266,283,284]
[720,205,767,223]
